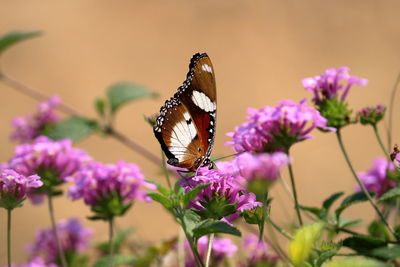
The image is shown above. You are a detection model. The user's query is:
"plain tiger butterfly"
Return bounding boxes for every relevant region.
[153,53,217,171]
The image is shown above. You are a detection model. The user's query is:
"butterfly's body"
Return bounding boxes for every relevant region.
[153,53,217,172]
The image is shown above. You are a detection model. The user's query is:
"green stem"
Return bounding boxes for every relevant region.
[205,234,214,267]
[48,194,68,267]
[335,130,398,240]
[372,125,388,156]
[161,153,172,190]
[179,216,205,267]
[266,217,293,240]
[286,148,303,226]
[109,217,115,267]
[7,209,12,267]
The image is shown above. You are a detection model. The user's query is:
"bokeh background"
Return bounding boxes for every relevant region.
[1,0,400,264]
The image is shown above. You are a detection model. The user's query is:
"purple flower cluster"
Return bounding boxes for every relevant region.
[358,158,397,197]
[11,97,60,143]
[13,257,58,267]
[226,99,333,153]
[179,167,261,222]
[68,161,156,206]
[7,136,90,203]
[241,234,278,266]
[184,236,237,267]
[0,169,42,209]
[302,67,368,104]
[28,218,93,264]
[357,104,386,126]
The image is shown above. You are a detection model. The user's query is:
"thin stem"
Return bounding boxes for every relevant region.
[109,217,115,267]
[335,130,398,240]
[387,72,400,151]
[48,194,68,267]
[0,70,161,166]
[373,125,388,156]
[179,216,205,267]
[161,153,172,190]
[266,217,293,240]
[205,234,214,267]
[7,209,12,267]
[286,149,303,226]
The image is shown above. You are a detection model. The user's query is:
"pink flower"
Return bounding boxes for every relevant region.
[14,257,58,267]
[302,67,367,104]
[11,97,60,143]
[28,218,92,264]
[241,234,278,266]
[0,169,42,209]
[226,99,334,153]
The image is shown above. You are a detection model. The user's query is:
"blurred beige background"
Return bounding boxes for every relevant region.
[1,0,400,264]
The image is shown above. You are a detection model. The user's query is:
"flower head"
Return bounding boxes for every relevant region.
[226,99,333,153]
[179,167,261,222]
[0,169,42,209]
[302,67,368,104]
[28,218,93,264]
[8,136,90,204]
[184,236,237,267]
[357,105,386,126]
[358,158,397,197]
[68,161,155,219]
[241,234,279,266]
[11,97,60,143]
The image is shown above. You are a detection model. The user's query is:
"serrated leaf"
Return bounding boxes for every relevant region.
[322,192,344,211]
[335,191,375,218]
[93,255,136,267]
[192,219,241,238]
[181,209,201,236]
[321,257,388,267]
[147,192,172,209]
[0,30,42,55]
[106,82,157,112]
[289,222,324,266]
[183,183,210,207]
[342,235,387,254]
[46,116,99,141]
[316,250,337,266]
[378,187,400,203]
[372,245,400,260]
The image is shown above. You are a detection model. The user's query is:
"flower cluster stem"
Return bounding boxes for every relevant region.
[372,125,388,156]
[7,209,12,267]
[266,217,293,240]
[205,233,214,267]
[109,217,115,267]
[336,130,398,240]
[286,149,303,226]
[48,194,68,267]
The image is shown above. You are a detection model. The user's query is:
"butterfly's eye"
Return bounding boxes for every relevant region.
[198,148,201,152]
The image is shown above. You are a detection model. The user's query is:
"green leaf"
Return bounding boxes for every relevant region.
[316,250,337,266]
[298,205,325,219]
[95,98,106,118]
[46,116,99,141]
[335,191,375,218]
[0,30,42,55]
[192,219,241,238]
[93,255,136,267]
[96,228,133,254]
[338,218,362,229]
[372,245,400,260]
[342,235,386,254]
[368,220,390,241]
[322,192,344,211]
[181,209,201,236]
[321,257,388,267]
[147,192,172,209]
[183,183,210,207]
[289,222,324,266]
[377,187,400,203]
[106,82,157,113]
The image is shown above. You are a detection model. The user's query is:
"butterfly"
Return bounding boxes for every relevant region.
[153,53,217,172]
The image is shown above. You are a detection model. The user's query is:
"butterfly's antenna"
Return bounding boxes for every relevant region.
[212,152,244,162]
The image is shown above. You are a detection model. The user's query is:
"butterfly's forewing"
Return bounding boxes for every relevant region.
[153,53,217,171]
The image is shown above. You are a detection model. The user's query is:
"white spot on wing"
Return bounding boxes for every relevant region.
[168,115,198,161]
[192,91,216,112]
[202,64,212,73]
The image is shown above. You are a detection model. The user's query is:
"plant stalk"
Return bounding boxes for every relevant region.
[109,217,115,267]
[286,149,303,226]
[48,194,68,267]
[7,209,12,267]
[372,125,388,156]
[205,234,214,267]
[336,130,398,240]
